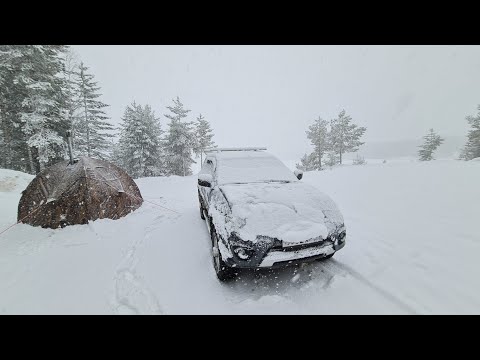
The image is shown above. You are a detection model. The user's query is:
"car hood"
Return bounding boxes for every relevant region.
[219,181,344,245]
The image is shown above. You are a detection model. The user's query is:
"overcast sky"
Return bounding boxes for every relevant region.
[71,45,480,161]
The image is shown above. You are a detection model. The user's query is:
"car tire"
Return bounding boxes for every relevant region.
[198,191,206,220]
[317,252,335,261]
[211,227,237,282]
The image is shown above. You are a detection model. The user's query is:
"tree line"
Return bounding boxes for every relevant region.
[0,45,216,178]
[114,97,215,178]
[298,103,480,170]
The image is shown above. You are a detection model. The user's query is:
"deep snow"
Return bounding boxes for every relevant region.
[0,159,479,314]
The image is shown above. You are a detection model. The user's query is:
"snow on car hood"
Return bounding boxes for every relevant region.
[219,181,344,244]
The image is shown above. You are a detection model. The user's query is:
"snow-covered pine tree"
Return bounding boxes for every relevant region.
[306,116,329,170]
[141,104,164,176]
[325,150,339,167]
[329,109,366,165]
[418,128,444,161]
[193,114,216,164]
[296,153,316,171]
[117,102,163,178]
[0,122,5,169]
[62,49,81,153]
[110,140,123,168]
[461,106,480,160]
[117,103,140,175]
[0,45,83,173]
[0,45,42,172]
[72,62,114,159]
[18,45,70,173]
[163,96,195,176]
[0,47,10,169]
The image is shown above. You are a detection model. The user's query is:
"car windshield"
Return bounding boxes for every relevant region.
[215,151,298,185]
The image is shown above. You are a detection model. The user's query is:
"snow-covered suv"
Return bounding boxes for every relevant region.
[197,148,346,281]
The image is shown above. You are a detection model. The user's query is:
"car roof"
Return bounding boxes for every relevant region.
[208,151,274,160]
[206,149,273,161]
[203,149,298,184]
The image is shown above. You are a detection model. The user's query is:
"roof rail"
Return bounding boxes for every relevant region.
[204,147,267,153]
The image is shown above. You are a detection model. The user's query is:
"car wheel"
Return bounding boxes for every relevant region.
[198,191,206,220]
[211,228,236,282]
[317,252,335,261]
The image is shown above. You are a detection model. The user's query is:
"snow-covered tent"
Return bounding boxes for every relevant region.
[17,157,143,229]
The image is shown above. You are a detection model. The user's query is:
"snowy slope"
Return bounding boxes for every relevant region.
[0,169,34,193]
[0,160,479,314]
[0,170,34,238]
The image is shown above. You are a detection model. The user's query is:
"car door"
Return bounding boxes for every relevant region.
[199,156,216,209]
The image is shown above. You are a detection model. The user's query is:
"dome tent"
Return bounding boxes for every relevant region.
[18,157,143,229]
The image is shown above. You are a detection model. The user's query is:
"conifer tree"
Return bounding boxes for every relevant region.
[117,102,163,178]
[63,49,81,141]
[418,128,444,161]
[461,105,480,160]
[329,110,366,165]
[18,45,70,173]
[1,46,34,172]
[306,116,329,170]
[325,150,339,167]
[296,153,316,171]
[193,114,215,164]
[163,97,195,176]
[72,62,113,159]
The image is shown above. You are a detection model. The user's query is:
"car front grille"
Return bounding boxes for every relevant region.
[271,237,333,252]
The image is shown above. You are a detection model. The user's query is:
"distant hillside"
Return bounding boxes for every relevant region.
[281,135,468,169]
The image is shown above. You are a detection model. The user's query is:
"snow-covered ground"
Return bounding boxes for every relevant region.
[0,159,479,314]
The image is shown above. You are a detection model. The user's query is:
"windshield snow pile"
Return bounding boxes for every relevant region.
[215,151,298,185]
[217,182,344,244]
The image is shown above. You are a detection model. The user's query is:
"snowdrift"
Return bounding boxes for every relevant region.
[0,169,34,193]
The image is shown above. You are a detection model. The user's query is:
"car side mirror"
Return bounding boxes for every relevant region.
[294,169,303,180]
[198,173,213,187]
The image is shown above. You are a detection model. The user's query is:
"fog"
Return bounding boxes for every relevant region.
[72,45,480,161]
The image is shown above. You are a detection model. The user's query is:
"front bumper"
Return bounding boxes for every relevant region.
[258,239,344,267]
[222,235,346,269]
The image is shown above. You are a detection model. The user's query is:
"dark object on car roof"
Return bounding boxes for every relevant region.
[17,157,143,229]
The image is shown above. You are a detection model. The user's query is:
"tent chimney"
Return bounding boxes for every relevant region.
[66,131,74,165]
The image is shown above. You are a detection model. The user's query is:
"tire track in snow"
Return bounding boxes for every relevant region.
[110,213,170,315]
[321,259,419,314]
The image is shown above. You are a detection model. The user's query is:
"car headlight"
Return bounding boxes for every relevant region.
[229,233,256,260]
[228,233,280,263]
[232,244,254,260]
[337,230,346,241]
